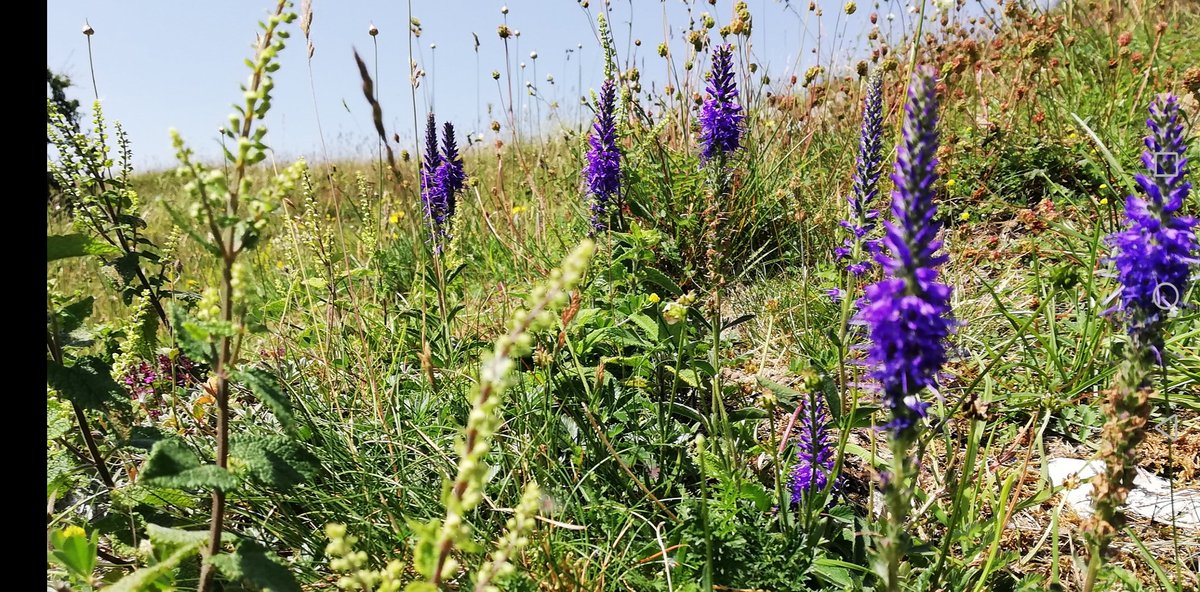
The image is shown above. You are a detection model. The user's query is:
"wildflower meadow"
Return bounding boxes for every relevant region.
[47,0,1199,590]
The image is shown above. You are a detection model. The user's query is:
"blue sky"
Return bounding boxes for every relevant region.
[48,0,946,170]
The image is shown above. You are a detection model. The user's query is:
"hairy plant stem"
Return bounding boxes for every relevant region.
[881,436,910,592]
[197,4,288,589]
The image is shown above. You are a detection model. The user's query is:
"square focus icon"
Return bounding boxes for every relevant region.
[1153,150,1181,179]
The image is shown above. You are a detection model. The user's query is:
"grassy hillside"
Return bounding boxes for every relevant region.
[47,1,1199,591]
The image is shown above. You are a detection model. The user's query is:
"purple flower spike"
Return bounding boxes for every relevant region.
[699,44,744,161]
[1108,94,1198,359]
[790,393,837,501]
[439,121,465,222]
[838,69,886,277]
[857,66,954,441]
[585,80,620,233]
[419,114,466,249]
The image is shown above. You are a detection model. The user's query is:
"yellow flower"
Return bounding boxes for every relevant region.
[389,212,402,224]
[62,525,86,539]
[1099,183,1108,191]
[946,179,957,189]
[959,211,971,221]
[1067,133,1078,141]
[1099,197,1109,206]
[512,205,527,215]
[648,293,661,304]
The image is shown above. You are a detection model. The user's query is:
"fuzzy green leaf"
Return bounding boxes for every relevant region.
[233,368,295,432]
[171,306,215,364]
[106,543,198,592]
[141,438,237,491]
[47,356,122,411]
[47,233,120,262]
[146,524,225,550]
[639,266,683,297]
[229,434,317,491]
[208,540,300,592]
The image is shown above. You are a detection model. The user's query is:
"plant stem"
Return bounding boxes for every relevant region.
[197,4,288,589]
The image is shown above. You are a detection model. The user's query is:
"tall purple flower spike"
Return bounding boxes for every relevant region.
[585,79,620,233]
[419,113,466,249]
[790,393,837,501]
[838,69,886,277]
[699,43,744,161]
[1108,94,1198,360]
[421,113,445,235]
[439,121,465,224]
[857,66,953,441]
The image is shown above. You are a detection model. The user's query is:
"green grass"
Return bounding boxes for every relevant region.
[46,1,1200,591]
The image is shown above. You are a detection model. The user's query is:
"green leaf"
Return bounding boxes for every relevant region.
[233,368,295,432]
[140,438,238,491]
[57,296,95,337]
[48,398,73,440]
[47,233,120,262]
[639,267,682,296]
[48,529,98,580]
[667,366,701,388]
[47,450,76,497]
[811,557,855,589]
[147,524,215,549]
[229,434,317,490]
[209,540,301,592]
[171,306,214,364]
[47,356,122,411]
[106,543,198,592]
[627,312,661,342]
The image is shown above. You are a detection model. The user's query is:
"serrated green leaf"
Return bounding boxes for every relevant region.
[147,524,210,548]
[171,306,214,364]
[233,368,295,431]
[106,542,198,592]
[47,451,76,497]
[667,366,701,388]
[230,434,317,491]
[48,233,121,262]
[47,356,122,411]
[639,267,683,296]
[57,296,95,337]
[627,312,661,342]
[141,438,237,491]
[209,540,300,592]
[48,398,73,440]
